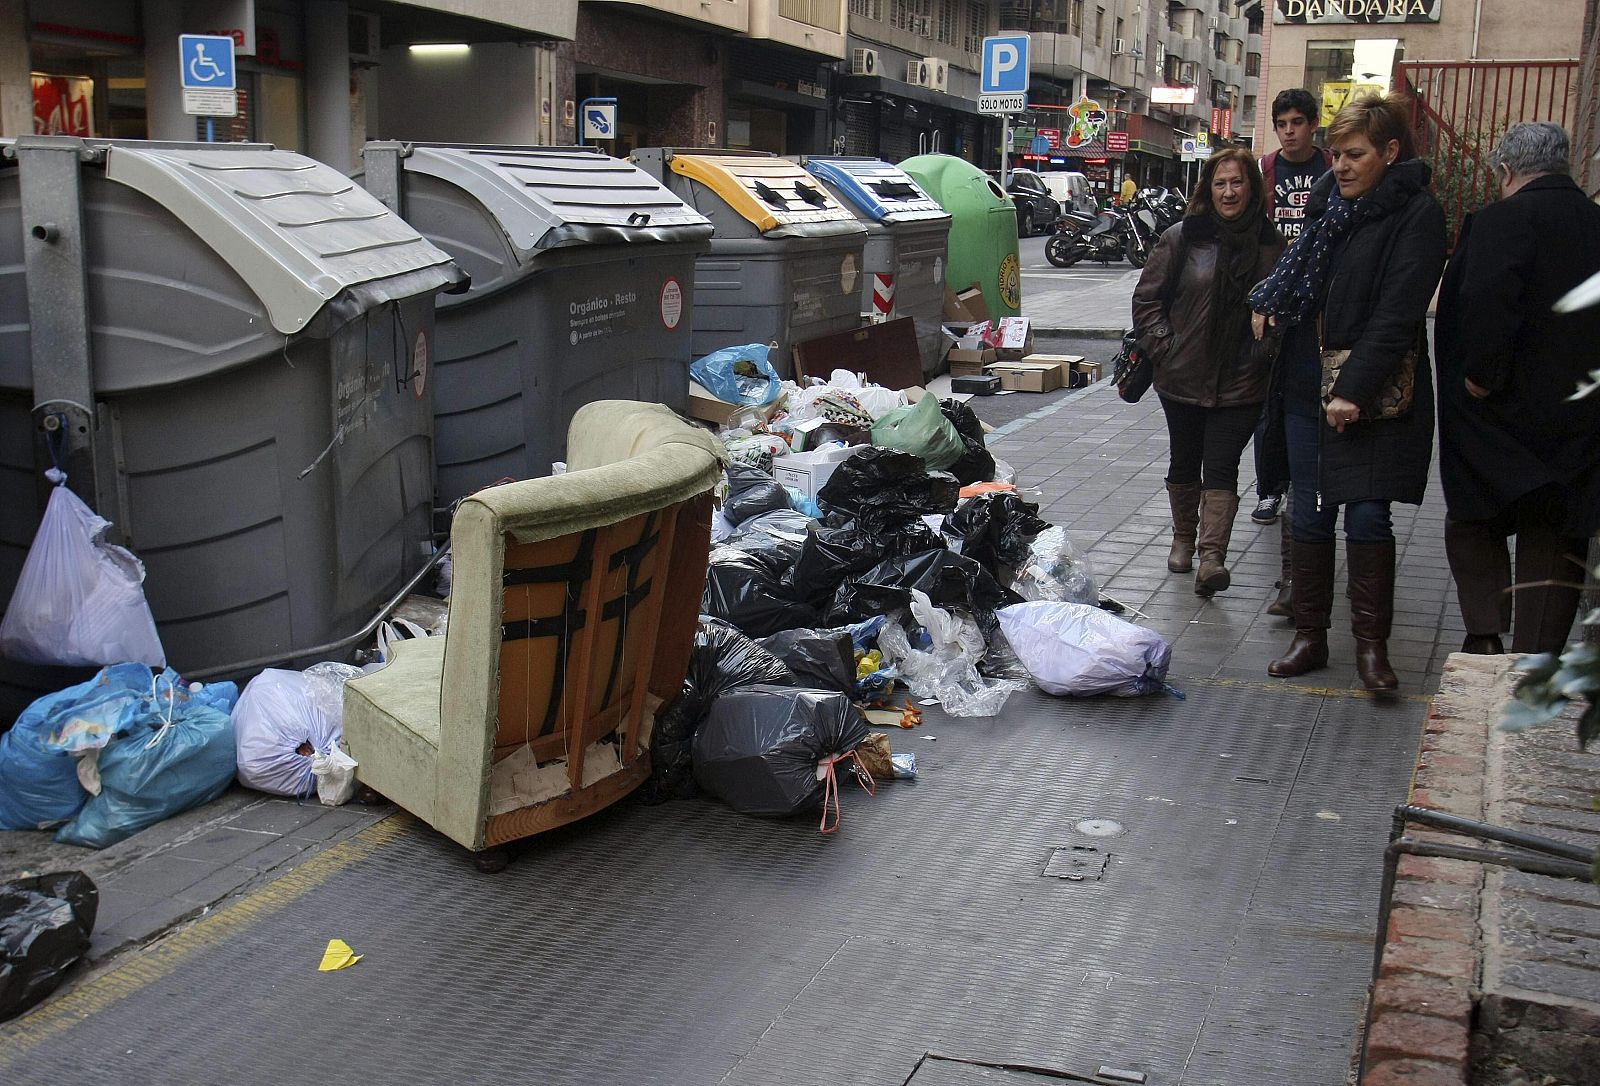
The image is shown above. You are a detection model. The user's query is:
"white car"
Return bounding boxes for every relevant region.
[1038,171,1097,216]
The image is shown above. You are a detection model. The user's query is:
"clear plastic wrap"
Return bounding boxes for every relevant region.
[876,591,1025,717]
[1011,527,1099,606]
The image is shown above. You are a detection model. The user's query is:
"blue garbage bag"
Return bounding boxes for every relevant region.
[690,344,782,407]
[55,705,236,849]
[0,663,155,830]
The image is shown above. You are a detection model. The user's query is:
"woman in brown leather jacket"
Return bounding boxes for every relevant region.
[1132,148,1285,595]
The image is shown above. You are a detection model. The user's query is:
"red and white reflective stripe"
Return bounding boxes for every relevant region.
[871,273,895,316]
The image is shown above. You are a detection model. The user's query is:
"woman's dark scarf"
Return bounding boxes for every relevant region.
[1179,201,1277,368]
[1248,157,1433,325]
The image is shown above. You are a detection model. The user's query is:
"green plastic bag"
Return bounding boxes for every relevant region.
[870,395,966,472]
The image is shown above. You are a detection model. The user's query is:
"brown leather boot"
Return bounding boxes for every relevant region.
[1269,539,1335,677]
[1267,512,1294,618]
[1166,482,1202,573]
[1348,540,1399,691]
[1194,490,1239,595]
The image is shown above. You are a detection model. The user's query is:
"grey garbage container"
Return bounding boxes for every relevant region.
[798,157,952,380]
[630,149,867,377]
[0,137,464,725]
[358,143,714,505]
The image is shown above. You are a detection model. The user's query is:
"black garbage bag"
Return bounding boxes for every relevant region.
[640,619,798,805]
[789,519,949,607]
[946,492,1052,575]
[824,548,1021,633]
[693,686,871,817]
[816,448,959,533]
[757,627,857,695]
[702,538,819,639]
[939,399,997,486]
[723,465,790,526]
[1,871,97,1022]
[728,508,815,548]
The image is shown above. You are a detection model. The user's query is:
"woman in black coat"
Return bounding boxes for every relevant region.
[1249,93,1447,690]
[1436,122,1600,654]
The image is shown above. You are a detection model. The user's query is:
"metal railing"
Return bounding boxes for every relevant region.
[778,0,844,32]
[1393,60,1579,243]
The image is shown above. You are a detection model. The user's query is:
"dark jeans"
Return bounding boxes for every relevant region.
[1444,485,1586,653]
[1159,397,1261,493]
[1284,412,1394,544]
[1252,404,1290,499]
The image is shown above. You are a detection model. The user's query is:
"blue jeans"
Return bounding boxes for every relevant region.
[1284,412,1394,544]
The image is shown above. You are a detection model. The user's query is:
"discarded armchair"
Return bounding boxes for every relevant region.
[343,401,725,854]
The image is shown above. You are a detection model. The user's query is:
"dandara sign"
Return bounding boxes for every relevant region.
[1275,0,1442,22]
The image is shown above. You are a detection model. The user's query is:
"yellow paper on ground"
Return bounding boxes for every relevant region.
[318,938,363,971]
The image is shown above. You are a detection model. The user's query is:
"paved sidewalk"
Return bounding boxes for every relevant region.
[985,378,1466,696]
[1022,264,1140,337]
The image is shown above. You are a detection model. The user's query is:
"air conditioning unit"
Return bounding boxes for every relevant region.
[850,47,879,76]
[348,11,381,64]
[905,59,930,87]
[924,57,948,92]
[1113,37,1127,54]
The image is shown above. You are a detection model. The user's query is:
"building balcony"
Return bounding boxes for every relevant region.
[1179,36,1203,65]
[1245,73,1259,97]
[1029,32,1114,82]
[400,0,580,37]
[1247,32,1262,54]
[587,0,745,34]
[750,0,847,57]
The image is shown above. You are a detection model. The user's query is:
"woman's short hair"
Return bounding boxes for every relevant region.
[1325,92,1417,161]
[1489,122,1570,178]
[1185,147,1267,218]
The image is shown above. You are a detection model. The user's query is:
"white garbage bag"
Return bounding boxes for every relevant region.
[997,601,1172,697]
[232,664,362,800]
[0,471,165,668]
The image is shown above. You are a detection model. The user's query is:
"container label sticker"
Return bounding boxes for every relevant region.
[660,278,683,330]
[568,289,638,345]
[999,253,1022,310]
[934,255,944,285]
[412,330,428,400]
[840,253,859,295]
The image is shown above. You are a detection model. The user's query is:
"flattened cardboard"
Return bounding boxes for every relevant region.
[687,380,738,425]
[794,316,922,390]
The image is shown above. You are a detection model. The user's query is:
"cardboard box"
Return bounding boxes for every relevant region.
[985,360,1062,393]
[1074,359,1104,382]
[956,284,990,323]
[1020,353,1083,387]
[773,444,863,502]
[946,347,997,376]
[687,380,740,426]
[993,316,1034,361]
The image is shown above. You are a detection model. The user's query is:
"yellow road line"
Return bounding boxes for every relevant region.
[1188,675,1433,704]
[0,814,412,1064]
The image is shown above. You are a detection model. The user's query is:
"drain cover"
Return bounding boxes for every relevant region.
[1075,818,1125,837]
[1043,845,1109,881]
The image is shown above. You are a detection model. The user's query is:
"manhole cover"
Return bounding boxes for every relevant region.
[1075,818,1125,837]
[1043,845,1109,881]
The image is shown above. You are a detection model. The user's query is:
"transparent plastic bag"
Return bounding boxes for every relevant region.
[876,591,1024,717]
[1011,527,1099,606]
[0,471,165,668]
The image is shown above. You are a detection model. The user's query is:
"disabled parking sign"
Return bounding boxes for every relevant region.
[179,34,237,117]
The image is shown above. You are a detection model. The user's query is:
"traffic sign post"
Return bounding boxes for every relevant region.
[179,34,237,122]
[580,98,618,143]
[981,33,1029,188]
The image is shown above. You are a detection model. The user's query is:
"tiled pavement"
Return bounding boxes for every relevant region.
[988,378,1466,697]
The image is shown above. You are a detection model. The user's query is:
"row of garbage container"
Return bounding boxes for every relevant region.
[0,137,1025,725]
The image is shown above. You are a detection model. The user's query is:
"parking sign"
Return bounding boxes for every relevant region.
[979,34,1029,114]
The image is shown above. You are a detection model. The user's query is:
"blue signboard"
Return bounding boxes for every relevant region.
[981,34,1030,94]
[179,34,236,91]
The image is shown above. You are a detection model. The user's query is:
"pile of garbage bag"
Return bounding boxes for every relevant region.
[662,355,1175,829]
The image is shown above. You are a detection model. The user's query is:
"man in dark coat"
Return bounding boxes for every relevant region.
[1436,122,1600,655]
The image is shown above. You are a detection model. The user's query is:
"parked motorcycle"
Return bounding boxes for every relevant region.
[1044,190,1182,269]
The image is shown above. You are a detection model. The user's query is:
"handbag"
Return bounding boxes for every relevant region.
[1113,329,1153,404]
[1318,317,1417,420]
